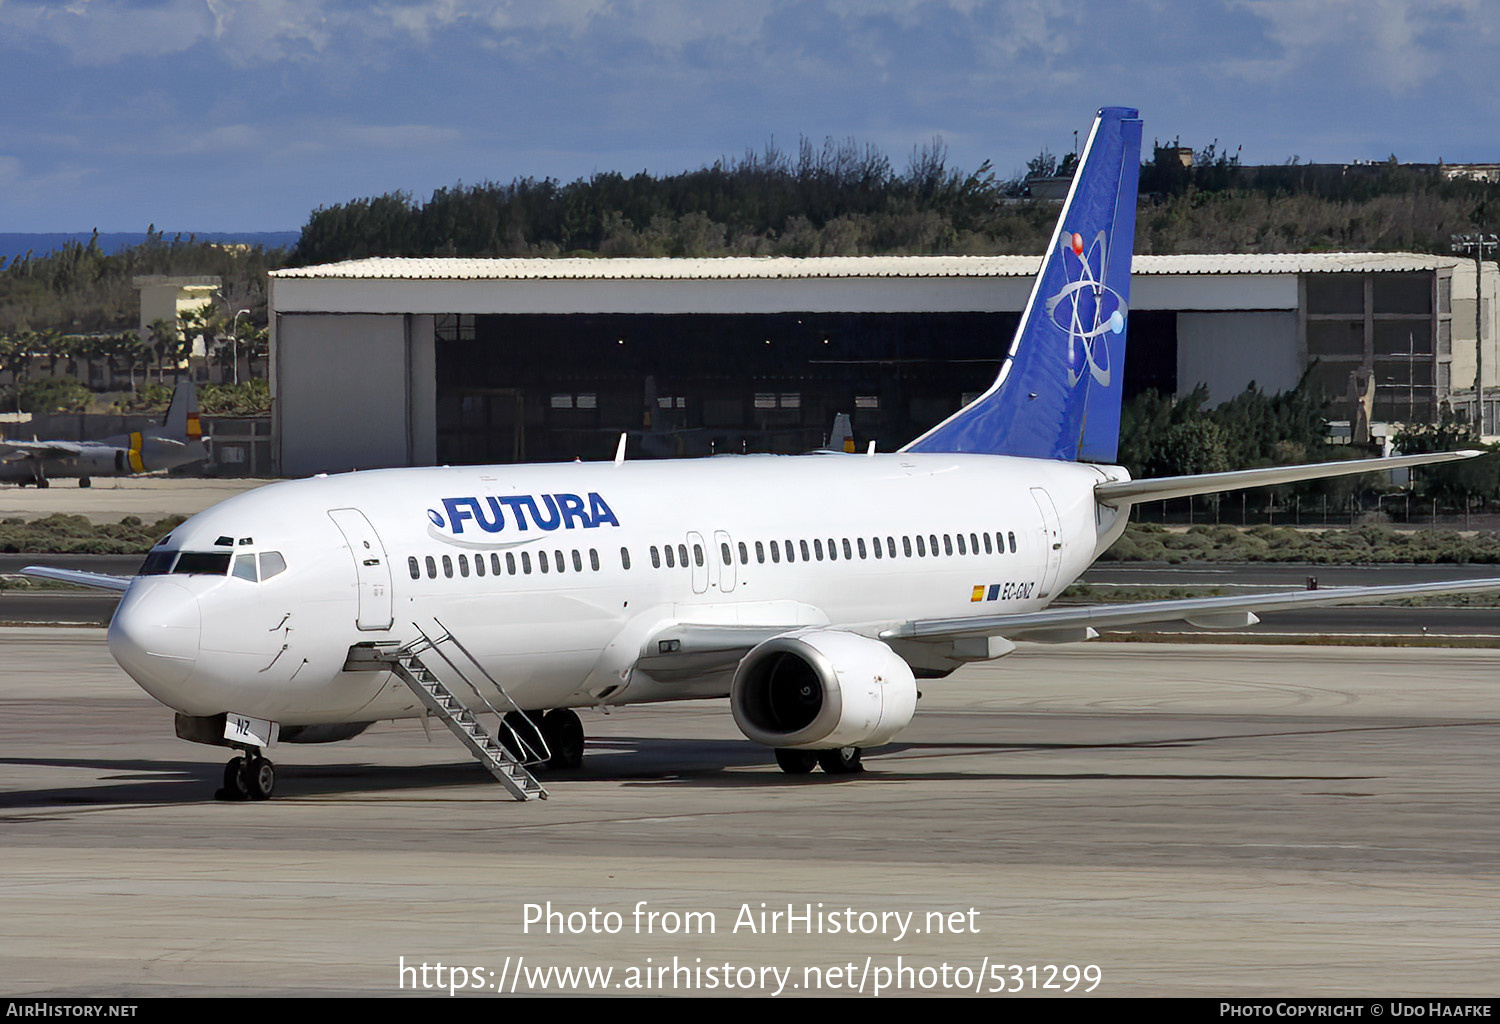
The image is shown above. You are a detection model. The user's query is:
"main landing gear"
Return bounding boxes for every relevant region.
[216,750,276,801]
[501,708,585,771]
[775,746,864,775]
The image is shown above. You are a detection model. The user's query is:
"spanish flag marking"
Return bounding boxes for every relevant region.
[187,411,202,439]
[971,585,985,603]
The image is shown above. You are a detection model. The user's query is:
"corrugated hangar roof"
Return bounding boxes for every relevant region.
[271,252,1459,281]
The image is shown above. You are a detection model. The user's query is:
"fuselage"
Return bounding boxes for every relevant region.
[107,452,1130,727]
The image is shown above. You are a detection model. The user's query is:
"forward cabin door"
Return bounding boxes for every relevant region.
[328,507,394,630]
[1029,487,1064,600]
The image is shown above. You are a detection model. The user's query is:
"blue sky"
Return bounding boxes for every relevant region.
[3,0,1498,233]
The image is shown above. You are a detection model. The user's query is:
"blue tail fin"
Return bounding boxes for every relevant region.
[902,106,1142,463]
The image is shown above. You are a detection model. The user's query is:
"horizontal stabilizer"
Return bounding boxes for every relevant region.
[1096,450,1484,506]
[887,576,1500,642]
[19,566,133,592]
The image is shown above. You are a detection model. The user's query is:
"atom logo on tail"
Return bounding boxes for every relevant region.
[1045,230,1127,388]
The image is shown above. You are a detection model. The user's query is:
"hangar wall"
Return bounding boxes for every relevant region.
[274,313,435,477]
[1177,312,1302,404]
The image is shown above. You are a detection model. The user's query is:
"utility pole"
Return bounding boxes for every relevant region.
[1451,233,1498,435]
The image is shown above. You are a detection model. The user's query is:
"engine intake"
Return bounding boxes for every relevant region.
[730,630,917,749]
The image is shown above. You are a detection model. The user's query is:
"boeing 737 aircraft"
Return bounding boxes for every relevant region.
[0,380,207,487]
[24,108,1500,803]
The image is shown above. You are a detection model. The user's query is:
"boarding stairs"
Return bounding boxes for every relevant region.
[380,621,548,801]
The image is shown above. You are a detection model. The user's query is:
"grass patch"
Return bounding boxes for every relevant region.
[0,513,187,554]
[1102,522,1500,564]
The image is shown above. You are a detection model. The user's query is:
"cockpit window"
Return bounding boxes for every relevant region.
[259,551,287,580]
[173,552,232,575]
[233,554,258,582]
[139,550,177,575]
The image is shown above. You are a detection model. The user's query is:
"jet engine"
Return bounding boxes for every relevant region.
[730,630,918,749]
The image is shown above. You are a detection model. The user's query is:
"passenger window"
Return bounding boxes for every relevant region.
[970,532,980,554]
[475,553,485,576]
[856,537,867,559]
[983,533,993,555]
[755,541,765,564]
[426,555,437,579]
[871,536,882,559]
[929,534,939,555]
[693,544,704,567]
[678,543,688,567]
[1008,531,1017,553]
[784,540,796,563]
[770,541,781,563]
[521,552,532,574]
[407,556,420,580]
[652,545,662,569]
[539,552,549,574]
[799,540,810,561]
[943,534,953,556]
[738,541,748,564]
[589,549,599,571]
[902,536,912,558]
[842,538,852,560]
[492,553,503,575]
[442,555,453,579]
[915,535,926,557]
[620,547,632,570]
[664,545,675,568]
[458,554,470,577]
[555,551,565,573]
[506,552,517,574]
[956,534,966,555]
[572,550,583,572]
[826,538,837,561]
[722,541,733,564]
[813,539,824,561]
[886,537,896,558]
[233,554,258,582]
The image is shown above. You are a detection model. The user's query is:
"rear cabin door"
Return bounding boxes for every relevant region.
[1029,487,1064,600]
[328,507,394,630]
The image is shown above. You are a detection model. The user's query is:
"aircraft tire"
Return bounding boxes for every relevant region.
[79,477,91,488]
[817,747,864,774]
[246,757,276,800]
[217,756,251,800]
[775,748,819,774]
[541,709,585,770]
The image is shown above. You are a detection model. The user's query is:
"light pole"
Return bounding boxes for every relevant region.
[1451,233,1498,435]
[230,309,250,386]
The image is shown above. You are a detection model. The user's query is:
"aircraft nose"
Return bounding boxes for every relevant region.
[109,580,201,701]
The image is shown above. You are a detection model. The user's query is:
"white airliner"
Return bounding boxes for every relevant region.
[24,107,1500,802]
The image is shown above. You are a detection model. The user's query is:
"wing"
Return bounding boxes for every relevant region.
[885,577,1500,645]
[0,440,88,461]
[19,566,133,592]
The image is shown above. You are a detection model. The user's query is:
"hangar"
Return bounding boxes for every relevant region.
[267,253,1498,477]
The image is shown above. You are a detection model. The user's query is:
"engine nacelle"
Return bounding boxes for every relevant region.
[730,630,918,750]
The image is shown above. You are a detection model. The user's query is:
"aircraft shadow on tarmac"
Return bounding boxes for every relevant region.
[0,727,1390,804]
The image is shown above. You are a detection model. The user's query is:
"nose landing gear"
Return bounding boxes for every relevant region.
[216,751,276,801]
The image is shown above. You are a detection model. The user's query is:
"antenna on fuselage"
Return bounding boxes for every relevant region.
[614,432,628,464]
